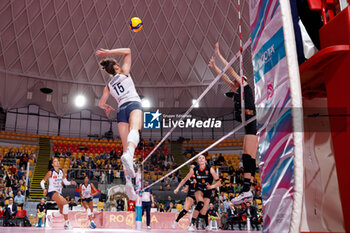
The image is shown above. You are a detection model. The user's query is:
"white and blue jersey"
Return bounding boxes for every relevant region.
[48,168,64,194]
[108,73,141,107]
[81,183,92,199]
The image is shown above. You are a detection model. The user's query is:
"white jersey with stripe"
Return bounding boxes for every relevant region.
[48,168,64,193]
[108,73,141,107]
[81,183,92,199]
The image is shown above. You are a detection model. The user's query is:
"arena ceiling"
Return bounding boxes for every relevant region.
[0,0,253,118]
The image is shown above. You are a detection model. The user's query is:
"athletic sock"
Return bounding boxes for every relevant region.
[127,146,135,157]
[242,178,251,192]
[191,217,197,225]
[199,213,208,227]
[175,209,187,222]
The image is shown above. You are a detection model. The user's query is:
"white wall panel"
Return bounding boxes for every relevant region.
[91,120,101,135]
[5,112,16,131]
[112,121,118,138]
[101,121,110,137]
[16,114,27,132]
[28,105,39,113]
[70,119,80,137]
[60,118,70,136]
[49,117,59,135]
[27,115,38,134]
[38,116,49,134]
[81,119,90,137]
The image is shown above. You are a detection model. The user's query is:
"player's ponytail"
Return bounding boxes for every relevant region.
[100,58,119,75]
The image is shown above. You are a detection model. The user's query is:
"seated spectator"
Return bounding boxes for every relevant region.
[11,180,20,196]
[159,185,164,191]
[100,171,106,184]
[116,196,125,211]
[19,154,29,169]
[207,203,221,228]
[164,196,174,212]
[35,198,47,227]
[158,203,165,212]
[4,187,13,199]
[166,184,171,191]
[243,202,260,230]
[169,173,178,185]
[210,189,218,203]
[213,196,220,210]
[106,195,117,211]
[10,165,17,176]
[223,195,231,209]
[14,190,25,209]
[218,153,225,165]
[219,203,227,229]
[17,168,25,181]
[227,183,235,193]
[227,203,242,230]
[212,154,218,165]
[69,198,77,210]
[29,152,36,162]
[3,197,17,226]
[166,202,174,212]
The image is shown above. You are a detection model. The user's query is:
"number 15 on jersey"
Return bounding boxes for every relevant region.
[113,82,124,95]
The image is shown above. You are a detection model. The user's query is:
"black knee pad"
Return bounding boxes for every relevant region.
[181,209,188,215]
[242,153,252,174]
[195,201,204,211]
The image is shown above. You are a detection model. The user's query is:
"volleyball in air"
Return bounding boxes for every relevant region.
[129,17,143,32]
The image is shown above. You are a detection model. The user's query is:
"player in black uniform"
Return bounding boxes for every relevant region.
[172,166,196,229]
[208,43,258,204]
[175,155,221,231]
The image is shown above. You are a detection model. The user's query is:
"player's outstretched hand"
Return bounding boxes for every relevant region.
[96,48,110,59]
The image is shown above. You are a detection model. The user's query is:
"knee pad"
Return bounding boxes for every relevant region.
[195,201,204,212]
[242,153,253,174]
[63,204,69,215]
[181,209,188,215]
[87,208,91,216]
[127,129,140,146]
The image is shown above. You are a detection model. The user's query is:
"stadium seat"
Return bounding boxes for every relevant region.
[16,209,27,218]
[176,204,182,212]
[97,202,105,211]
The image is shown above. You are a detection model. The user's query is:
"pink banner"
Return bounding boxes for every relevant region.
[50,211,190,229]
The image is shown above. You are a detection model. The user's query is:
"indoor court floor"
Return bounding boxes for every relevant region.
[0,227,260,233]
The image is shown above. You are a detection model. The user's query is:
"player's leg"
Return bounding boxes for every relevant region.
[118,121,136,198]
[173,197,194,228]
[121,102,142,178]
[52,193,71,229]
[88,200,96,228]
[232,119,258,204]
[199,197,210,228]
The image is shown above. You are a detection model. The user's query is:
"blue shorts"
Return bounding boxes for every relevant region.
[82,197,93,203]
[47,191,58,200]
[117,101,143,123]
